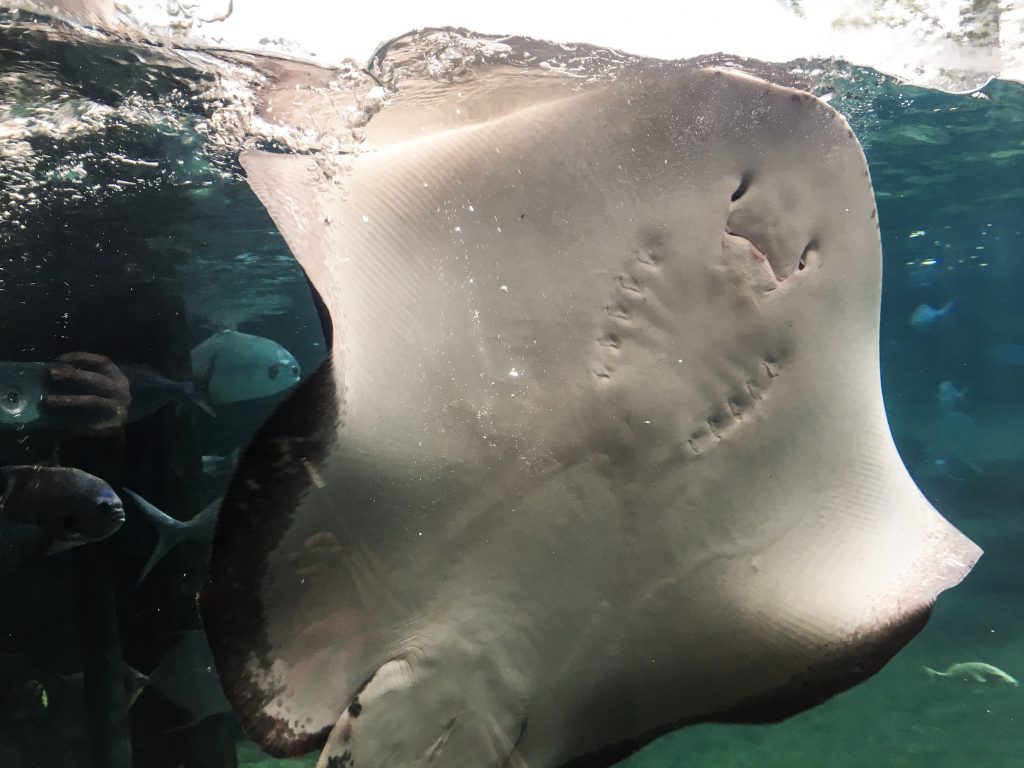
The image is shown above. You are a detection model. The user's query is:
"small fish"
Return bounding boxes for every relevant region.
[122,489,219,583]
[986,343,1024,367]
[924,661,1018,686]
[909,301,954,329]
[922,457,977,482]
[936,380,967,408]
[201,448,240,478]
[0,679,48,722]
[0,357,213,431]
[0,465,124,563]
[190,330,301,407]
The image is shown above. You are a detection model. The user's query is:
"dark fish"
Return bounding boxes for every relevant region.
[119,364,215,421]
[0,679,48,722]
[0,465,124,568]
[987,342,1024,366]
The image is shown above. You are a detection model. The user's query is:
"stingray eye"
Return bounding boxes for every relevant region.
[268,363,281,379]
[62,514,80,530]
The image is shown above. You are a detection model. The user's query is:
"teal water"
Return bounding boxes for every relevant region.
[0,12,1021,768]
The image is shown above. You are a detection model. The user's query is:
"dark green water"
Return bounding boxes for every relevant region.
[0,11,1020,768]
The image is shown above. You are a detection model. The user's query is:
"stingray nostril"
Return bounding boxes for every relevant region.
[731,173,752,203]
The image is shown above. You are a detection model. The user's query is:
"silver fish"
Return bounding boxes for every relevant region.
[190,330,301,407]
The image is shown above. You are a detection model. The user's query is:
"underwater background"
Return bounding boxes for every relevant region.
[0,8,1021,768]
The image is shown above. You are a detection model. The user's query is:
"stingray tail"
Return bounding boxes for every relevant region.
[123,489,192,585]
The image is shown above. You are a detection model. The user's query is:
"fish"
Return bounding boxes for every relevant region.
[0,465,124,568]
[924,662,1019,686]
[199,62,980,768]
[0,358,213,431]
[986,342,1024,367]
[909,301,954,329]
[145,630,233,726]
[122,489,219,583]
[190,330,301,407]
[0,679,48,722]
[936,380,967,408]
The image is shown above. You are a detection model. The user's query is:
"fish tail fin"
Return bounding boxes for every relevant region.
[187,363,217,417]
[923,666,942,678]
[122,662,150,710]
[941,301,955,315]
[123,489,190,585]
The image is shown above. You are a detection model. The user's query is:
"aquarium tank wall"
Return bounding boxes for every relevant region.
[0,1,1020,767]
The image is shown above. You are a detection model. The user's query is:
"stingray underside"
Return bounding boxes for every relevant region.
[200,59,980,768]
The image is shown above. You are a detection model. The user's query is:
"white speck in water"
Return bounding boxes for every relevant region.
[909,230,926,238]
[499,284,509,293]
[454,226,461,232]
[468,204,475,212]
[362,214,369,223]
[509,368,520,378]
[920,258,937,266]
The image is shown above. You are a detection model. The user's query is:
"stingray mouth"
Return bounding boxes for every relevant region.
[722,229,780,288]
[725,229,771,267]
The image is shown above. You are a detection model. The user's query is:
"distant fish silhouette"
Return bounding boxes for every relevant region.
[986,342,1024,367]
[936,380,967,408]
[909,301,954,329]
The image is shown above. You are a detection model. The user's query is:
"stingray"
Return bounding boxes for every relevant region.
[199,63,981,767]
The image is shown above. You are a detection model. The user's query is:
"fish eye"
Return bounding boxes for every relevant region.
[2,387,26,416]
[62,514,80,530]
[291,365,299,378]
[268,363,281,379]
